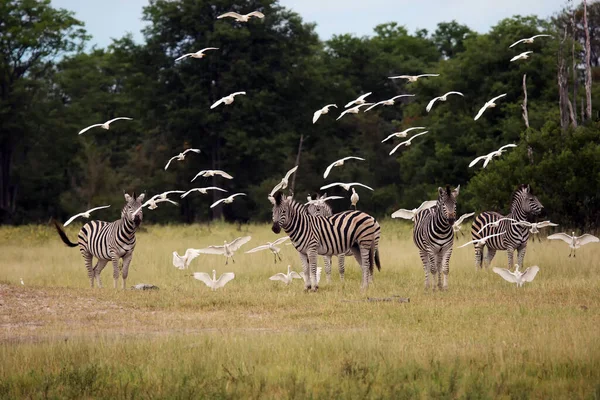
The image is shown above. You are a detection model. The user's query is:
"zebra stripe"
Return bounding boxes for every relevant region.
[470,184,544,269]
[413,185,459,290]
[271,192,381,291]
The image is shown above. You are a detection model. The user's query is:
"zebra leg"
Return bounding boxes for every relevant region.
[418,250,431,290]
[359,246,371,290]
[121,253,133,290]
[308,250,319,292]
[506,247,515,269]
[484,248,497,268]
[441,248,453,290]
[474,244,483,269]
[516,245,527,267]
[111,256,121,289]
[83,252,94,288]
[338,254,346,282]
[299,252,311,291]
[323,256,332,283]
[94,259,109,288]
[434,253,444,290]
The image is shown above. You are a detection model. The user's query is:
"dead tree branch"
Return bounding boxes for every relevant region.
[583,0,593,120]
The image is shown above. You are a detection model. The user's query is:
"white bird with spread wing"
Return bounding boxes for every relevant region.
[458,232,506,248]
[196,236,252,264]
[345,92,372,108]
[365,94,415,111]
[153,190,186,200]
[320,182,373,192]
[391,200,437,221]
[512,220,558,242]
[306,195,344,205]
[389,131,428,155]
[509,34,552,48]
[336,103,373,120]
[269,265,303,285]
[426,91,464,112]
[510,51,533,62]
[164,148,201,170]
[476,218,518,235]
[181,187,227,198]
[172,248,202,270]
[493,264,539,287]
[547,231,599,257]
[313,104,337,123]
[133,198,178,215]
[381,127,427,142]
[453,212,475,236]
[469,144,517,168]
[269,166,298,196]
[191,170,233,182]
[210,193,246,209]
[175,47,218,61]
[217,11,264,22]
[474,93,507,120]
[246,236,290,263]
[63,205,111,227]
[193,270,235,291]
[323,156,365,179]
[388,74,439,82]
[78,117,133,135]
[210,92,246,109]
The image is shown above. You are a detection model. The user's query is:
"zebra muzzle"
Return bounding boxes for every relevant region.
[271,222,281,234]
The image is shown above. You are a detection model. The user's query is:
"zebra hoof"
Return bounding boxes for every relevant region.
[312,286,318,292]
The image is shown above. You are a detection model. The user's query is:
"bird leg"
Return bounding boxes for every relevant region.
[277,252,283,262]
[232,256,236,263]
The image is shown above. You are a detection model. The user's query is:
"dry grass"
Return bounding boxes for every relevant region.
[1,222,599,399]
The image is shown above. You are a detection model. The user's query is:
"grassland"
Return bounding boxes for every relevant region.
[1,221,599,399]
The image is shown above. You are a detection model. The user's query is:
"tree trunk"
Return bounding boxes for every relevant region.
[290,134,304,194]
[583,0,593,120]
[558,28,576,132]
[0,141,15,221]
[522,74,534,165]
[572,7,578,124]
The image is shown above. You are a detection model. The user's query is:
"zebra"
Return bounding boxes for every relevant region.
[270,191,381,291]
[470,184,543,269]
[54,192,145,289]
[413,185,460,290]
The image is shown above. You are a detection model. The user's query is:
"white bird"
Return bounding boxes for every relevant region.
[193,270,236,291]
[336,103,373,120]
[391,200,437,221]
[172,248,202,270]
[191,170,233,182]
[458,232,506,248]
[20,278,24,286]
[493,264,540,287]
[345,92,372,108]
[509,34,552,48]
[153,191,186,200]
[306,195,345,205]
[476,217,519,235]
[512,220,559,242]
[364,94,415,111]
[510,51,533,62]
[320,182,373,192]
[245,236,290,263]
[78,117,133,135]
[313,104,337,123]
[63,205,111,227]
[217,11,265,22]
[175,48,219,61]
[474,93,507,121]
[426,91,464,112]
[181,187,228,198]
[381,127,427,143]
[453,212,475,236]
[469,144,517,168]
[389,131,429,155]
[269,265,303,285]
[323,156,365,179]
[350,188,359,210]
[269,166,299,196]
[388,74,439,82]
[164,148,201,170]
[547,231,600,257]
[133,198,178,215]
[210,193,246,208]
[210,92,246,109]
[300,267,322,285]
[196,236,252,264]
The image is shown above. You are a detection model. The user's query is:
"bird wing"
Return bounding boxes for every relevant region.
[510,54,522,62]
[498,143,517,151]
[344,99,357,108]
[183,148,201,155]
[509,38,528,48]
[410,131,428,141]
[290,271,303,280]
[531,34,552,40]
[492,267,518,283]
[321,196,344,202]
[455,212,475,225]
[272,236,290,246]
[381,132,399,143]
[157,199,179,207]
[162,191,185,197]
[191,170,207,182]
[63,213,84,227]
[547,233,573,244]
[445,91,464,97]
[322,161,337,179]
[199,47,219,53]
[231,193,247,199]
[391,209,415,219]
[192,272,214,287]
[521,266,540,282]
[210,98,225,109]
[357,92,372,101]
[269,273,288,283]
[490,93,507,103]
[364,102,382,112]
[349,182,374,191]
[425,97,440,112]
[284,165,298,180]
[175,53,193,61]
[172,252,186,269]
[417,200,438,212]
[389,140,409,155]
[205,186,228,192]
[232,92,246,97]
[388,75,410,79]
[247,11,265,18]
[245,244,271,253]
[181,189,197,198]
[270,182,284,196]
[469,155,487,167]
[164,156,178,170]
[391,94,415,100]
[197,246,226,255]
[336,109,351,120]
[473,104,488,121]
[87,205,111,213]
[216,170,234,179]
[320,182,343,190]
[209,199,225,208]
[106,117,133,125]
[325,104,337,109]
[482,155,493,169]
[228,236,252,252]
[536,221,558,228]
[312,109,322,124]
[417,74,440,78]
[458,240,478,248]
[577,234,600,246]
[184,248,202,266]
[78,124,103,134]
[217,12,243,19]
[512,221,533,228]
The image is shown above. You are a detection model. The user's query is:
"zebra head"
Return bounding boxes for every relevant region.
[437,185,460,225]
[123,192,145,227]
[306,193,332,217]
[270,191,292,234]
[513,184,543,218]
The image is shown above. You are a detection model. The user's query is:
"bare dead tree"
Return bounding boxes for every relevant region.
[558,29,575,131]
[290,134,304,194]
[571,4,578,123]
[522,74,535,164]
[583,0,593,120]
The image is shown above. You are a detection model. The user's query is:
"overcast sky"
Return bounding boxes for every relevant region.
[51,0,567,48]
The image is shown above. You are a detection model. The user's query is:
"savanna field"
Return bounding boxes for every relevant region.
[1,222,599,399]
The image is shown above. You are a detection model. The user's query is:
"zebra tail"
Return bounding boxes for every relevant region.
[53,220,78,248]
[374,247,381,271]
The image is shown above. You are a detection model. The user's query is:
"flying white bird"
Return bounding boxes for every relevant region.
[453,212,475,236]
[269,265,303,285]
[306,195,345,205]
[210,193,246,208]
[164,148,201,170]
[191,170,233,182]
[175,48,219,61]
[389,131,429,155]
[469,144,517,168]
[217,11,265,22]
[133,198,178,215]
[364,94,415,111]
[152,191,186,200]
[313,104,337,123]
[78,117,133,135]
[512,220,558,242]
[63,205,111,227]
[493,264,540,287]
[510,51,533,62]
[210,92,246,109]
[345,92,372,108]
[181,187,228,198]
[172,248,202,270]
[300,267,322,285]
[193,270,236,290]
[320,182,373,191]
[323,156,365,179]
[509,34,552,48]
[269,166,299,196]
[476,217,519,235]
[547,231,600,257]
[391,200,437,220]
[350,188,359,210]
[388,74,439,82]
[381,127,427,143]
[245,236,290,263]
[196,236,252,264]
[458,232,506,248]
[426,91,464,112]
[474,93,507,121]
[336,103,373,120]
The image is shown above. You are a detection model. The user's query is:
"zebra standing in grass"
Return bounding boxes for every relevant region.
[54,193,145,289]
[413,185,460,290]
[271,191,381,291]
[470,184,543,269]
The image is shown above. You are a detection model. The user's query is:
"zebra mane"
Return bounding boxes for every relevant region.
[445,185,451,196]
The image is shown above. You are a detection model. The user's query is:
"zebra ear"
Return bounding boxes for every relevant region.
[526,184,531,193]
[274,191,283,206]
[137,193,145,202]
[453,185,460,197]
[268,195,276,205]
[438,187,444,197]
[124,193,132,202]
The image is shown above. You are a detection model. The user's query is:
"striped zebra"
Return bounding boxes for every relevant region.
[270,191,381,291]
[470,184,543,269]
[413,185,460,290]
[54,193,145,289]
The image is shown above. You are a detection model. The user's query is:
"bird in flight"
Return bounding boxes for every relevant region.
[364,95,415,111]
[388,74,439,82]
[172,248,202,270]
[426,91,464,112]
[245,236,290,263]
[476,217,518,234]
[469,144,517,169]
[210,92,246,109]
[336,103,373,120]
[193,270,236,290]
[78,117,133,135]
[388,131,429,155]
[493,264,540,287]
[313,104,337,123]
[175,48,219,61]
[191,170,233,182]
[474,93,507,121]
[320,182,373,191]
[458,232,506,248]
[381,127,427,142]
[63,205,111,227]
[323,156,365,179]
[269,166,299,196]
[391,200,437,221]
[181,187,227,198]
[196,236,252,264]
[345,92,372,108]
[547,231,599,257]
[452,212,475,237]
[133,198,178,215]
[210,193,246,208]
[217,11,265,22]
[164,148,201,170]
[510,51,533,62]
[509,34,552,48]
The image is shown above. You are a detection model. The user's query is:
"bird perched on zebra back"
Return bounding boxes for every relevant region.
[547,231,599,257]
[53,192,145,289]
[413,185,460,290]
[470,184,544,270]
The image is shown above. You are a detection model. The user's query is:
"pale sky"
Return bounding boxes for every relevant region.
[51,0,568,48]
